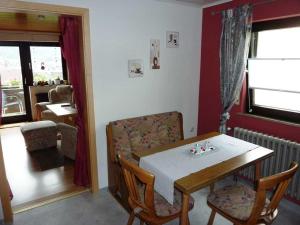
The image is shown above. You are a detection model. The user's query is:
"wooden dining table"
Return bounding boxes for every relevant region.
[132,131,274,225]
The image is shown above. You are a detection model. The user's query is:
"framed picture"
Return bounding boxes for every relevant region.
[128,59,144,78]
[166,31,179,48]
[150,39,160,70]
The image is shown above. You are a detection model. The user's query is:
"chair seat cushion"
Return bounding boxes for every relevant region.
[137,185,194,217]
[207,184,269,221]
[154,188,194,217]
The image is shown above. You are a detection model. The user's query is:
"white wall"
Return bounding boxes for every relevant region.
[21,0,202,188]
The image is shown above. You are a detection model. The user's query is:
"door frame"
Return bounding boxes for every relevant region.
[0,1,99,222]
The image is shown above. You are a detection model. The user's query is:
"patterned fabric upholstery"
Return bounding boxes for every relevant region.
[57,123,78,160]
[138,185,194,217]
[110,112,182,163]
[207,184,270,221]
[155,188,194,217]
[20,120,57,151]
[21,121,77,160]
[35,85,73,122]
[49,85,73,103]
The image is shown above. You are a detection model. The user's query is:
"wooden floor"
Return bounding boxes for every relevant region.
[0,125,85,212]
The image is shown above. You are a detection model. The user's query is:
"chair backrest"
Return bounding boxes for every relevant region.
[119,154,157,217]
[49,85,73,104]
[247,162,298,225]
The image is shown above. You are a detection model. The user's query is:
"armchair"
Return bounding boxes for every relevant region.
[57,122,78,160]
[35,85,73,122]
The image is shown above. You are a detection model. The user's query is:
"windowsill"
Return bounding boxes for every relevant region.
[236,112,300,128]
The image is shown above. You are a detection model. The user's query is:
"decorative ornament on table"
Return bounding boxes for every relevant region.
[189,141,216,156]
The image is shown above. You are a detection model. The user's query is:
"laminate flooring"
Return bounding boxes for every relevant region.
[0,126,82,211]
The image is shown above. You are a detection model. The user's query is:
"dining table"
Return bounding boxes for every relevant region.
[132,131,274,225]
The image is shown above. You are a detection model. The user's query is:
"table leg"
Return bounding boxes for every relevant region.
[255,161,261,189]
[209,183,215,193]
[180,192,190,225]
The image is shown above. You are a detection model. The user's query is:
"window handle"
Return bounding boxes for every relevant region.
[28,62,32,70]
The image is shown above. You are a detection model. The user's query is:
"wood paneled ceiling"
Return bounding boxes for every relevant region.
[0,12,60,33]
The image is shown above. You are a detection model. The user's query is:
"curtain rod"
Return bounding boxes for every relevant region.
[211,0,279,16]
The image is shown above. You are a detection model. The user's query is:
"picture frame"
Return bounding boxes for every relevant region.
[166,31,179,48]
[128,59,144,78]
[150,39,160,70]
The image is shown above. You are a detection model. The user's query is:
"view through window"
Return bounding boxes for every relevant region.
[248,24,300,122]
[30,46,64,83]
[0,46,26,117]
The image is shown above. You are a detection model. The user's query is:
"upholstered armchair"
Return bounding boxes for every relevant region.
[35,85,73,122]
[57,123,78,160]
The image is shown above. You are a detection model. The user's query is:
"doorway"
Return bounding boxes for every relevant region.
[0,1,98,222]
[0,41,67,124]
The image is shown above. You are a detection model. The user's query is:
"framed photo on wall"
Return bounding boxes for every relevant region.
[166,31,179,48]
[128,59,144,78]
[150,39,160,70]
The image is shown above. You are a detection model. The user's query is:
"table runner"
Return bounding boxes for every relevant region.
[139,134,258,204]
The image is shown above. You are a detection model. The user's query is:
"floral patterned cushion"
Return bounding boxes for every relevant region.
[111,112,182,162]
[155,188,194,217]
[207,184,270,221]
[138,186,194,217]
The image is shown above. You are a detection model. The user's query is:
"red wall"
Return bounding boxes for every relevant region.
[198,0,300,142]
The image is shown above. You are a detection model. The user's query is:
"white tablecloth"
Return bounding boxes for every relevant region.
[139,134,258,204]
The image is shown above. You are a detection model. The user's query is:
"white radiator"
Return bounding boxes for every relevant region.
[234,127,300,201]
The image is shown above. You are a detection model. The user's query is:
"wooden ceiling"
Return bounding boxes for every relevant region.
[0,12,60,33]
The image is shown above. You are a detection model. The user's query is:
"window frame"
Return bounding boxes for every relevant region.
[246,17,300,124]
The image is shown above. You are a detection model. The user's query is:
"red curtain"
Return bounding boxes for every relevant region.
[59,16,89,186]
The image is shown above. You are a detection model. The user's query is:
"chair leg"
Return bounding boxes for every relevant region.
[233,173,238,183]
[127,211,135,225]
[207,210,216,225]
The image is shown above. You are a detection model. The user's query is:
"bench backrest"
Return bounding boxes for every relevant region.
[107,112,183,162]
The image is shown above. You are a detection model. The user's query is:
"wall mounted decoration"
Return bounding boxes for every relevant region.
[128,59,144,78]
[166,31,179,48]
[150,39,160,70]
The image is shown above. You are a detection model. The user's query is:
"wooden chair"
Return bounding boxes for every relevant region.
[119,155,194,225]
[206,162,298,225]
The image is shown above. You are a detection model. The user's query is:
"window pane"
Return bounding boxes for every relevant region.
[30,46,63,82]
[257,27,300,58]
[254,89,300,113]
[248,59,300,92]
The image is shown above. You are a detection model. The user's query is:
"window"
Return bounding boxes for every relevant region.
[247,17,300,123]
[30,46,65,82]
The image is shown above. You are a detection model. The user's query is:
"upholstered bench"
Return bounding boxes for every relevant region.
[20,120,57,151]
[106,111,184,210]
